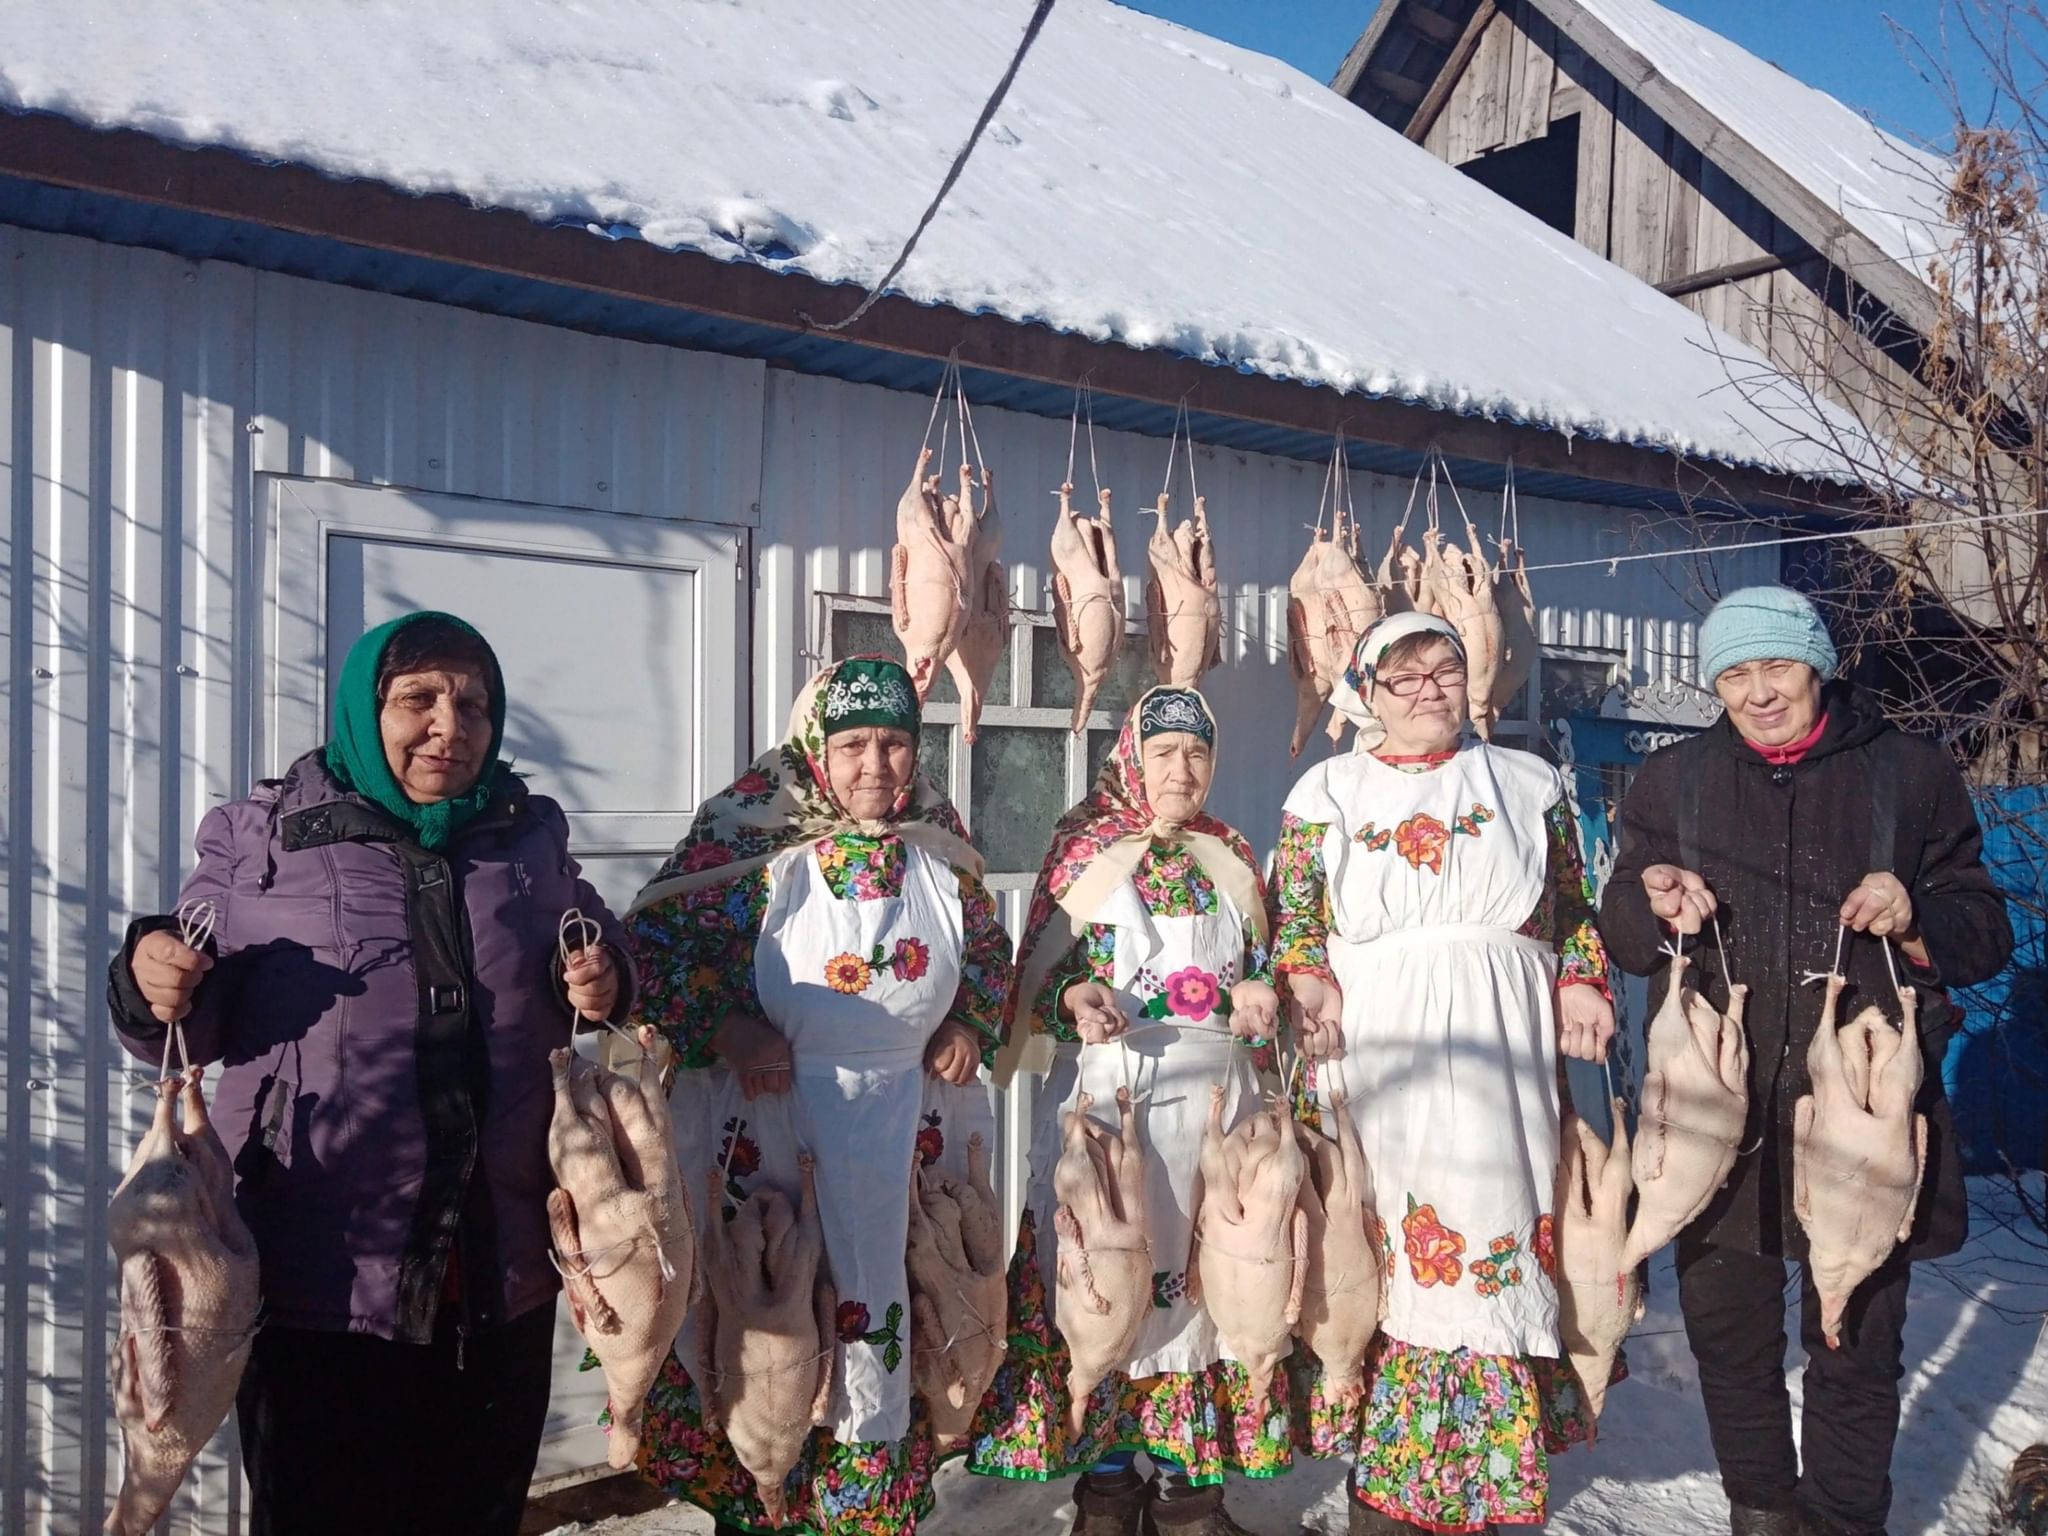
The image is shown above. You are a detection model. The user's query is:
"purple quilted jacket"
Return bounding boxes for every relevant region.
[109,750,635,1345]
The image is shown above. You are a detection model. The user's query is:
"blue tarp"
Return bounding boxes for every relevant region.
[1944,786,2048,1172]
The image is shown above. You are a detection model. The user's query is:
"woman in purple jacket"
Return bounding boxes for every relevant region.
[108,611,634,1536]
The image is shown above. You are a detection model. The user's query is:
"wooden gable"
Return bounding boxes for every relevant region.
[1334,1,2031,635]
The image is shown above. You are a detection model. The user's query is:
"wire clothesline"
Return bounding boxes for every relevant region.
[1514,503,2048,576]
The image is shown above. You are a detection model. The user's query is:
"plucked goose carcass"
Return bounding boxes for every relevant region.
[1623,954,1751,1270]
[1374,526,1417,618]
[1493,537,1539,723]
[890,448,976,702]
[943,467,1006,742]
[1793,972,1927,1347]
[698,1154,835,1527]
[1052,1087,1151,1432]
[1050,483,1127,732]
[1285,505,1384,757]
[1144,493,1223,688]
[546,1031,696,1469]
[1291,1090,1382,1408]
[105,1065,260,1536]
[906,1131,1009,1445]
[1555,1103,1643,1431]
[1431,528,1506,740]
[1192,1085,1307,1419]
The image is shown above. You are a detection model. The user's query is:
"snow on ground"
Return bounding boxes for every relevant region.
[548,1178,2045,1536]
[0,0,1872,478]
[1564,0,1957,285]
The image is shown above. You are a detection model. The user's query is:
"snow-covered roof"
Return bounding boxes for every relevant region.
[0,0,1869,479]
[1561,0,1956,287]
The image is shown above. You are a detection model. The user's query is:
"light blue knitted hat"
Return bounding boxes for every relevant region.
[1699,586,1837,683]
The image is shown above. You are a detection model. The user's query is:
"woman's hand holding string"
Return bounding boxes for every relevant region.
[1555,982,1616,1063]
[1062,982,1128,1045]
[1641,863,1717,935]
[713,1013,793,1099]
[1228,979,1279,1043]
[131,931,212,1025]
[1283,972,1345,1060]
[562,943,620,1023]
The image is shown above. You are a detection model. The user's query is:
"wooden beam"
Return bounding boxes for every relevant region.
[1331,0,1410,98]
[1531,0,1943,342]
[1369,68,1427,106]
[1406,6,1463,44]
[1407,0,1500,144]
[1661,253,1790,299]
[0,111,1855,514]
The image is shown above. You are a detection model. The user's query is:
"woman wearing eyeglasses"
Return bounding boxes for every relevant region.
[1269,613,1615,1536]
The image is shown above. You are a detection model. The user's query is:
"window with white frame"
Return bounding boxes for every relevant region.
[821,595,1154,890]
[1483,645,1629,752]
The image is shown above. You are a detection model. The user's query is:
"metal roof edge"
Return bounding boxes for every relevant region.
[0,131,1859,524]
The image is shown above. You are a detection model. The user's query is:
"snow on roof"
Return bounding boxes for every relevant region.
[0,0,1871,479]
[1563,0,1956,287]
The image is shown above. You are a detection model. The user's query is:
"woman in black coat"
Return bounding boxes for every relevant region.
[1601,586,2012,1536]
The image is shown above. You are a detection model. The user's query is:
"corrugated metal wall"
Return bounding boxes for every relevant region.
[752,367,1770,851]
[0,224,765,1536]
[1,220,1778,1535]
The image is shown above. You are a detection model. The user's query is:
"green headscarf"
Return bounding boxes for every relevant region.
[323,611,508,851]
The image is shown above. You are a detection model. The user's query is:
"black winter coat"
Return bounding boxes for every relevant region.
[1600,682,2013,1259]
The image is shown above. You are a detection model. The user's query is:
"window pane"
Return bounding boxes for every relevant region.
[1539,656,1621,724]
[1031,625,1076,711]
[830,607,896,663]
[1085,728,1120,788]
[917,725,953,797]
[826,606,1009,707]
[1032,624,1153,719]
[970,726,1070,875]
[1099,635,1156,717]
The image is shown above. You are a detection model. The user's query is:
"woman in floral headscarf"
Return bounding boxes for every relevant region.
[1272,613,1614,1536]
[968,686,1285,1536]
[623,657,1013,1536]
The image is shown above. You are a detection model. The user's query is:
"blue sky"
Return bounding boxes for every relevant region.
[1122,1,1990,149]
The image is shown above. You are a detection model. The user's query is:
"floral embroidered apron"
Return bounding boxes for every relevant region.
[1026,876,1259,1376]
[1294,743,1563,1360]
[671,841,995,1445]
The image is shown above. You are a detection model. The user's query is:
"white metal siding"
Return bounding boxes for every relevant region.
[751,367,1775,853]
[0,224,765,1536]
[1,219,1778,1535]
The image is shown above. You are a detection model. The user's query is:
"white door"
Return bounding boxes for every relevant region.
[264,475,745,1480]
[267,476,744,909]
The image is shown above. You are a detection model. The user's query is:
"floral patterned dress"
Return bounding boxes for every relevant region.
[626,828,1012,1536]
[968,840,1294,1489]
[1270,742,1611,1533]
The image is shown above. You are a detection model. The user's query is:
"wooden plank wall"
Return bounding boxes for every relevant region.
[1403,1,2022,630]
[1416,0,1920,432]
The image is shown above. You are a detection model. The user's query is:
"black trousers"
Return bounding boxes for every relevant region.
[238,1302,557,1536]
[1677,1240,1912,1536]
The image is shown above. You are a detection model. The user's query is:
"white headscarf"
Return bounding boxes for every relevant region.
[1325,612,1467,736]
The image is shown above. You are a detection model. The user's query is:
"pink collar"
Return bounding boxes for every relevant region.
[1746,712,1829,766]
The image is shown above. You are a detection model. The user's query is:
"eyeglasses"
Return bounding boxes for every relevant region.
[1379,665,1468,698]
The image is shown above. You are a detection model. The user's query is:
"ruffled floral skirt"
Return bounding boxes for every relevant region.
[965,1209,1294,1487]
[1291,1338,1599,1533]
[636,1352,940,1536]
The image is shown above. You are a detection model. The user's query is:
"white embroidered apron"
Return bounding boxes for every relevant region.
[1026,872,1260,1377]
[670,840,995,1445]
[1291,743,1563,1359]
